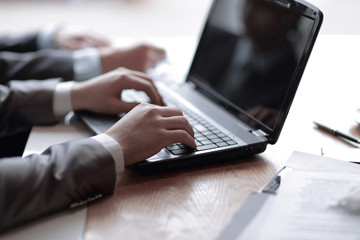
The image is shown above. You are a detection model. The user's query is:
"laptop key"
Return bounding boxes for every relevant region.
[211,138,223,143]
[193,124,207,132]
[216,142,229,147]
[207,134,218,139]
[226,140,237,145]
[167,144,182,151]
[171,148,194,155]
[196,136,208,141]
[197,144,218,151]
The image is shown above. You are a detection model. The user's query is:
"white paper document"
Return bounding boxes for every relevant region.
[285,151,360,174]
[239,152,360,240]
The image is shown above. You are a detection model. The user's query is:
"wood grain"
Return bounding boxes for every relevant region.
[85,35,360,239]
[85,156,276,240]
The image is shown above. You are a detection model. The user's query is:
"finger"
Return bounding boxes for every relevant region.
[123,75,163,106]
[83,33,111,47]
[145,50,167,69]
[161,116,194,137]
[150,46,166,60]
[66,39,86,50]
[128,74,164,105]
[117,68,153,82]
[157,106,184,117]
[166,130,196,149]
[159,97,166,106]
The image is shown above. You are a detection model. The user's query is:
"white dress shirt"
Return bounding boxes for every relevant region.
[38,23,124,177]
[37,23,102,81]
[53,81,125,176]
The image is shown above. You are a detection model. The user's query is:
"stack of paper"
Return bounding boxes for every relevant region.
[220,152,360,240]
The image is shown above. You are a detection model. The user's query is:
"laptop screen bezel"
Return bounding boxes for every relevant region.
[185,0,323,144]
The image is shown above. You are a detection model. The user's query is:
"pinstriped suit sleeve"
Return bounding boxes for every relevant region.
[0,32,74,84]
[0,50,74,84]
[0,138,116,232]
[0,32,103,84]
[0,32,39,53]
[0,79,59,136]
[0,80,117,232]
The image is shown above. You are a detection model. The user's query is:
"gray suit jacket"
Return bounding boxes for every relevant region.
[0,79,116,232]
[0,32,74,84]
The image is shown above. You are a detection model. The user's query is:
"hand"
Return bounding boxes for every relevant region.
[71,67,164,114]
[105,103,196,165]
[54,25,110,50]
[99,44,166,73]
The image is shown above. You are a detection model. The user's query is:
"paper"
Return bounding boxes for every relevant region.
[285,151,360,174]
[239,152,360,240]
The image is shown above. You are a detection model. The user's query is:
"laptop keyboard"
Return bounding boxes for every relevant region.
[122,90,238,154]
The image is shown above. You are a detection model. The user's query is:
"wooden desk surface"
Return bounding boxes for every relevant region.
[83,35,360,239]
[10,0,360,239]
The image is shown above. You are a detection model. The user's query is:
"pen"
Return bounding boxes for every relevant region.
[313,121,360,144]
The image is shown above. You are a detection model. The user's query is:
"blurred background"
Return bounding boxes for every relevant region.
[0,0,358,82]
[0,0,211,39]
[0,0,359,38]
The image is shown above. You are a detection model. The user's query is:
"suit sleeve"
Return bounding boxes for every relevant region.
[0,32,39,53]
[0,79,59,138]
[0,50,74,84]
[0,31,74,83]
[0,137,117,232]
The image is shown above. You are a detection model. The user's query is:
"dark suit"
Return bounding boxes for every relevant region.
[0,79,116,232]
[0,32,74,84]
[0,32,75,156]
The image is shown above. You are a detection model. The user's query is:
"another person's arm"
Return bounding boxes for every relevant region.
[0,68,195,232]
[0,24,165,84]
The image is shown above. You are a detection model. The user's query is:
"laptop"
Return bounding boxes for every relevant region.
[77,0,323,172]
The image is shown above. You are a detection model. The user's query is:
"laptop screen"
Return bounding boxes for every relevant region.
[188,0,321,142]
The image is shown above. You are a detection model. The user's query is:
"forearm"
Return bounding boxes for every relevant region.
[38,23,103,81]
[0,137,116,232]
[0,77,125,171]
[0,32,38,52]
[0,24,57,52]
[0,23,109,84]
[0,79,59,137]
[0,50,74,84]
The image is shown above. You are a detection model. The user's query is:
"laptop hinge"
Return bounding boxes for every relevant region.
[250,129,268,137]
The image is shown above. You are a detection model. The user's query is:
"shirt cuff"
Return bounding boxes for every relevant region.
[91,133,125,176]
[53,81,74,118]
[73,48,102,81]
[37,22,62,49]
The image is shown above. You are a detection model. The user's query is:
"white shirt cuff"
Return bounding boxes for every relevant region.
[91,133,125,176]
[37,22,62,49]
[73,48,102,81]
[53,81,74,118]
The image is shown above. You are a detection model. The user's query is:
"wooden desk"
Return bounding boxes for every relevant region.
[82,35,360,239]
[22,34,360,240]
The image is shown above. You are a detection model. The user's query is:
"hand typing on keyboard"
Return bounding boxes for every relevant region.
[122,88,238,155]
[105,103,196,165]
[72,67,165,114]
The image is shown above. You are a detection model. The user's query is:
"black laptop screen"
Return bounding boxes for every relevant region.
[188,0,319,139]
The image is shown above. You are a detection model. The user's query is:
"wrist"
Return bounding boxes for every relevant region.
[71,81,87,111]
[37,22,63,49]
[99,47,117,73]
[53,81,74,118]
[73,48,102,81]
